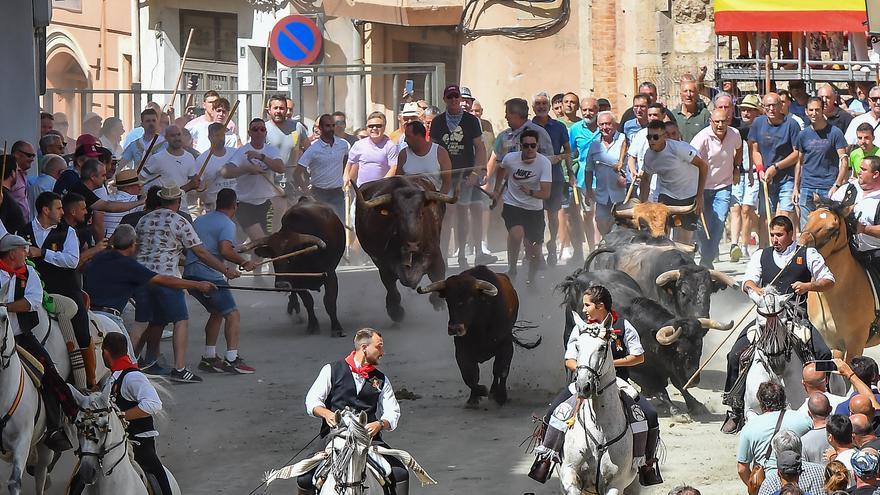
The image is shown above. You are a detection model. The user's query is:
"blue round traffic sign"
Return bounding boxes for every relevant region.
[269,15,323,67]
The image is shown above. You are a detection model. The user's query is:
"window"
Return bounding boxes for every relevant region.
[180,10,238,63]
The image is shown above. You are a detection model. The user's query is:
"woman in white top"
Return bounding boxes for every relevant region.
[396,121,452,193]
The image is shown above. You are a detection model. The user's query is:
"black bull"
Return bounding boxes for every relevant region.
[250,197,346,336]
[557,271,733,414]
[352,176,457,322]
[418,266,541,407]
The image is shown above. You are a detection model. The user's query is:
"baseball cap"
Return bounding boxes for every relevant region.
[739,94,761,110]
[0,234,30,253]
[776,451,802,476]
[460,86,474,99]
[75,143,101,158]
[114,169,142,187]
[75,134,99,148]
[400,102,421,117]
[853,449,879,478]
[443,84,461,99]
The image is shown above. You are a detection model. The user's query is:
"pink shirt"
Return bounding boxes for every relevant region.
[690,126,742,190]
[348,136,399,186]
[11,169,30,220]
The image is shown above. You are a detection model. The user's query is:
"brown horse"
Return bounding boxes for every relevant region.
[799,197,880,360]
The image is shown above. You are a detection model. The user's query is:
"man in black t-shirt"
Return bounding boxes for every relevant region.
[430,84,491,268]
[0,154,26,234]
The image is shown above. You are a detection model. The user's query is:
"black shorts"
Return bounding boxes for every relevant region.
[543,181,567,211]
[502,204,545,243]
[658,193,698,231]
[236,200,271,230]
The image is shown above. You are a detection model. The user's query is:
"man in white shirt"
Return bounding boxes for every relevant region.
[184,90,220,152]
[627,102,669,188]
[100,169,143,238]
[296,114,351,221]
[638,120,709,244]
[846,86,880,147]
[196,122,238,211]
[300,328,407,494]
[834,156,880,255]
[221,118,285,263]
[120,108,166,168]
[140,125,199,211]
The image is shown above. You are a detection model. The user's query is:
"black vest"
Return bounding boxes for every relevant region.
[17,221,80,295]
[759,246,812,296]
[13,270,38,334]
[111,368,156,437]
[609,317,631,381]
[321,359,386,439]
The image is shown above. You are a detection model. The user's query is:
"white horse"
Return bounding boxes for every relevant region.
[743,289,811,421]
[70,385,181,495]
[0,304,53,495]
[560,318,639,495]
[319,408,375,495]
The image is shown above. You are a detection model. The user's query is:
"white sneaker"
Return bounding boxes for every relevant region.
[161,329,173,340]
[560,247,573,262]
[481,241,490,255]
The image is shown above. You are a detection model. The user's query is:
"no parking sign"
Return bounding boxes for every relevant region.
[269,15,323,67]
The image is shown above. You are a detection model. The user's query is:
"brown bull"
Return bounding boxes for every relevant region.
[800,196,880,360]
[612,200,696,237]
[352,175,457,322]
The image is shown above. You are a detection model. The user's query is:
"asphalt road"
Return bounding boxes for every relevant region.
[8,247,770,494]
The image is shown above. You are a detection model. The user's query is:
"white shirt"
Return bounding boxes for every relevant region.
[304,363,401,431]
[643,139,700,200]
[0,267,43,336]
[100,190,141,238]
[30,219,79,269]
[845,112,880,146]
[741,242,835,290]
[500,151,552,210]
[186,119,239,153]
[105,369,163,438]
[226,143,282,205]
[196,147,237,204]
[564,318,645,361]
[141,148,197,209]
[796,392,848,414]
[833,181,880,251]
[627,127,650,172]
[400,143,442,190]
[298,136,350,189]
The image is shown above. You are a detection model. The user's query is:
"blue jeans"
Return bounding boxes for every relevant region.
[696,186,732,268]
[798,186,831,230]
[758,177,795,216]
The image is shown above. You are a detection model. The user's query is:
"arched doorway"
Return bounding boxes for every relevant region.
[46,35,90,137]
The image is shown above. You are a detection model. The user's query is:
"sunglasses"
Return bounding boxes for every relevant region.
[521,142,538,149]
[870,97,880,102]
[18,151,35,158]
[250,127,267,132]
[367,124,384,129]
[647,134,664,141]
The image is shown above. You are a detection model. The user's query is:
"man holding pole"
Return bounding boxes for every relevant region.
[720,215,835,434]
[120,108,166,169]
[197,123,237,211]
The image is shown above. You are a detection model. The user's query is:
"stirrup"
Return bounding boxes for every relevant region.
[638,463,663,486]
[720,410,743,434]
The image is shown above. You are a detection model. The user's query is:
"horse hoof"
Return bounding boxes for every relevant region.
[307,324,320,334]
[492,392,508,406]
[476,385,489,397]
[388,305,405,322]
[465,398,481,409]
[332,329,346,338]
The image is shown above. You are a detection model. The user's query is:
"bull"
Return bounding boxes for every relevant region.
[586,244,736,319]
[611,200,696,238]
[618,296,734,415]
[557,268,644,345]
[246,197,345,336]
[352,176,456,322]
[417,266,541,407]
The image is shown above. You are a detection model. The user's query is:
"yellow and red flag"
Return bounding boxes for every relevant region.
[714,0,867,32]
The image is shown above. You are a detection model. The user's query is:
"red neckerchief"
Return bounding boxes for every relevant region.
[109,355,139,372]
[0,260,27,282]
[345,351,375,379]
[588,311,622,335]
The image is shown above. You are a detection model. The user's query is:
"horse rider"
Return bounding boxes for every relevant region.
[68,332,174,495]
[0,233,78,451]
[832,155,880,263]
[17,191,97,389]
[299,328,409,495]
[721,215,836,434]
[529,285,663,487]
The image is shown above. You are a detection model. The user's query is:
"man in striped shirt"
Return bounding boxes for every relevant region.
[98,169,143,238]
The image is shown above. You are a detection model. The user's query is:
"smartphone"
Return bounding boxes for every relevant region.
[814,360,837,372]
[404,79,414,95]
[188,73,200,89]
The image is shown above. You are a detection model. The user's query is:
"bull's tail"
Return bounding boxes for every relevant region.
[583,247,615,271]
[512,321,542,349]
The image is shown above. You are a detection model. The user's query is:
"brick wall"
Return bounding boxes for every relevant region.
[590,0,618,102]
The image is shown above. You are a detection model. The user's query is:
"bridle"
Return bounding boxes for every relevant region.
[575,325,616,399]
[0,313,14,370]
[328,411,371,494]
[74,404,130,477]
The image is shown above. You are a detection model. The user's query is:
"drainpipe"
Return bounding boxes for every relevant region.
[131,0,141,84]
[352,19,366,129]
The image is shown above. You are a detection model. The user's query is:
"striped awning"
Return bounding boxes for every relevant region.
[714,0,868,32]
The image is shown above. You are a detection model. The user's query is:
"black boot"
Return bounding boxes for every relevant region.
[721,409,743,434]
[43,397,72,452]
[639,427,663,486]
[528,457,554,483]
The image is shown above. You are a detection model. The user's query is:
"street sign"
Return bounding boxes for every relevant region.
[276,67,314,90]
[269,15,322,67]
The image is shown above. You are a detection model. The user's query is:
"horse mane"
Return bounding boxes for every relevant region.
[815,196,861,252]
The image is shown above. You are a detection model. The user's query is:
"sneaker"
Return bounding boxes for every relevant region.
[546,250,557,266]
[141,361,171,376]
[475,253,498,265]
[198,356,225,373]
[220,357,256,374]
[729,244,742,263]
[457,256,469,269]
[169,368,203,383]
[161,329,173,340]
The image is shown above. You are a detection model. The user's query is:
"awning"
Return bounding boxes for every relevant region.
[322,0,463,26]
[714,0,867,32]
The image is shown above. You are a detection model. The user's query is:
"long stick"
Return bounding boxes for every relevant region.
[682,246,805,389]
[195,99,240,181]
[134,134,159,175]
[700,211,711,241]
[248,245,320,269]
[215,285,306,293]
[165,28,195,115]
[475,185,498,209]
[764,54,772,94]
[261,37,271,116]
[1,141,7,180]
[237,272,327,277]
[143,174,162,186]
[762,179,773,232]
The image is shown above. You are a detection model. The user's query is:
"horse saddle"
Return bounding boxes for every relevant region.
[15,345,44,387]
[129,454,162,495]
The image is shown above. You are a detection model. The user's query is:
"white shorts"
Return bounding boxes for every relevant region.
[732,178,760,207]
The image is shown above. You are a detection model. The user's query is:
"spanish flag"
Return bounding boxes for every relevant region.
[714,0,867,32]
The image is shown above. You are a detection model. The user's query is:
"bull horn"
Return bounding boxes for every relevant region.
[237,235,270,253]
[655,270,681,287]
[612,203,634,219]
[296,233,327,250]
[673,242,696,253]
[665,203,696,216]
[473,280,499,297]
[363,194,392,209]
[416,280,447,294]
[425,190,458,204]
[698,318,735,331]
[656,325,682,345]
[708,270,737,288]
[351,181,366,206]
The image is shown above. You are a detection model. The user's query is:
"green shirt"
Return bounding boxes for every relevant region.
[850,145,880,174]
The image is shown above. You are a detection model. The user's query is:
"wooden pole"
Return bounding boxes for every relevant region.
[246,245,320,269]
[164,28,195,115]
[762,180,773,232]
[1,141,7,186]
[764,54,772,94]
[700,211,711,241]
[143,174,162,186]
[134,134,159,175]
[261,38,271,117]
[632,67,639,96]
[236,272,327,278]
